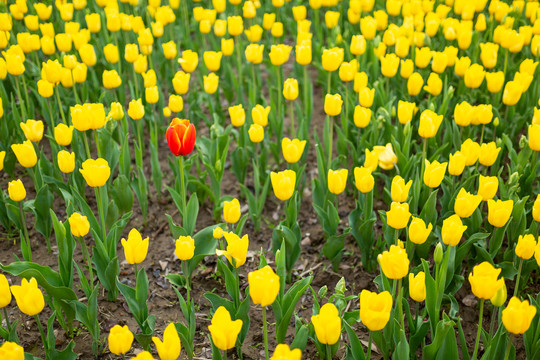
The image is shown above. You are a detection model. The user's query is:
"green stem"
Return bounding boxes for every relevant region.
[77,236,94,292]
[303,65,310,132]
[289,101,295,138]
[326,344,332,360]
[503,335,513,360]
[46,98,55,128]
[223,350,227,360]
[178,156,187,226]
[93,129,101,158]
[397,277,405,330]
[15,76,27,120]
[262,307,269,360]
[488,305,498,339]
[19,201,31,261]
[82,131,92,159]
[472,299,485,360]
[3,307,11,329]
[327,71,331,94]
[95,186,107,245]
[480,124,485,144]
[421,137,427,177]
[394,228,399,245]
[513,258,523,297]
[35,315,47,352]
[55,87,67,124]
[182,260,191,304]
[328,116,333,171]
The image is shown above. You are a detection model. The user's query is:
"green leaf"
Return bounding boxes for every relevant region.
[184,193,199,236]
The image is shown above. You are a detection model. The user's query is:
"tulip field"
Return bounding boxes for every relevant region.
[3,0,540,359]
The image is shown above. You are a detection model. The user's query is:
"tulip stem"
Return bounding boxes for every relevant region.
[35,315,48,352]
[289,101,295,138]
[327,116,333,172]
[19,201,32,262]
[513,258,523,298]
[303,66,310,132]
[421,137,427,177]
[15,76,27,120]
[326,344,332,360]
[3,307,11,329]
[94,130,101,158]
[394,229,399,245]
[397,278,405,330]
[367,331,372,360]
[472,299,484,360]
[55,87,67,125]
[223,350,227,360]
[503,335,514,360]
[178,156,187,227]
[82,131,92,159]
[77,236,94,292]
[480,124,485,144]
[95,186,107,245]
[262,307,269,360]
[488,306,499,339]
[182,260,191,304]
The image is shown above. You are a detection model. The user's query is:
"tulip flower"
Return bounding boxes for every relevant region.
[174,236,195,261]
[502,81,522,106]
[281,138,306,164]
[515,235,536,260]
[172,71,190,95]
[360,290,392,331]
[397,101,416,124]
[213,227,224,239]
[311,303,341,346]
[0,342,24,359]
[209,306,243,351]
[502,297,537,335]
[358,87,375,108]
[203,51,222,72]
[386,202,411,230]
[295,43,312,65]
[11,277,44,316]
[378,244,409,279]
[408,217,432,245]
[441,214,467,246]
[252,105,271,127]
[79,158,110,187]
[283,78,299,101]
[529,124,540,151]
[11,140,37,168]
[423,72,443,96]
[223,198,241,224]
[423,160,447,188]
[375,143,398,170]
[248,124,264,143]
[269,44,292,66]
[20,120,44,143]
[131,351,156,360]
[166,118,196,157]
[478,175,498,201]
[229,104,245,127]
[54,124,74,146]
[216,232,249,268]
[479,142,501,166]
[152,323,181,360]
[271,170,296,201]
[127,99,145,120]
[380,53,400,77]
[245,44,264,64]
[418,109,443,138]
[327,169,348,195]
[353,166,374,193]
[353,106,371,128]
[491,280,507,308]
[487,199,513,228]
[464,63,485,88]
[0,274,11,308]
[270,344,302,360]
[57,150,75,174]
[8,179,26,202]
[203,73,219,94]
[321,47,344,72]
[409,272,426,302]
[324,94,343,116]
[407,72,424,96]
[454,188,482,218]
[391,176,412,203]
[108,325,134,355]
[249,265,280,359]
[68,212,90,238]
[121,228,149,266]
[178,50,198,73]
[469,262,504,300]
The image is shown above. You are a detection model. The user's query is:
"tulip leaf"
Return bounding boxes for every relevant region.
[423,313,455,360]
[343,321,366,360]
[184,193,199,236]
[392,329,409,360]
[274,275,312,344]
[175,322,194,359]
[290,323,309,352]
[111,175,134,213]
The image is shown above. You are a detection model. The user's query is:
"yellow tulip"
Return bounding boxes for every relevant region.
[68,212,90,238]
[423,160,447,188]
[359,290,392,331]
[0,274,11,308]
[409,272,426,302]
[375,143,398,170]
[321,47,344,72]
[79,158,110,187]
[378,244,409,279]
[515,234,536,260]
[328,169,348,195]
[152,323,181,360]
[121,228,149,265]
[162,41,177,59]
[11,140,37,168]
[418,109,443,138]
[283,78,299,101]
[178,50,198,73]
[223,198,241,224]
[248,124,264,143]
[108,325,134,355]
[324,94,343,116]
[8,179,26,202]
[460,139,480,166]
[221,38,234,56]
[478,175,498,201]
[407,72,424,96]
[227,16,243,36]
[454,188,482,218]
[269,44,292,66]
[390,175,412,203]
[57,150,75,174]
[270,344,302,360]
[386,202,411,229]
[70,103,106,130]
[502,297,537,335]
[172,71,190,95]
[468,261,504,300]
[464,63,485,88]
[103,69,122,89]
[423,72,442,96]
[203,51,222,72]
[174,236,195,261]
[10,277,45,316]
[397,101,416,124]
[487,199,513,228]
[380,53,399,77]
[252,105,270,127]
[128,99,145,120]
[311,303,341,345]
[20,119,44,142]
[350,35,366,56]
[353,166,374,193]
[442,214,467,246]
[502,80,522,106]
[408,216,432,245]
[208,306,243,350]
[271,170,296,201]
[216,232,249,268]
[245,43,264,64]
[229,104,245,127]
[248,265,280,306]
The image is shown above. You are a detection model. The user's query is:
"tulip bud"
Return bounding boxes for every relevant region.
[434,242,443,265]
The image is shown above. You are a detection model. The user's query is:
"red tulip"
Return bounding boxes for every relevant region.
[166,118,196,156]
